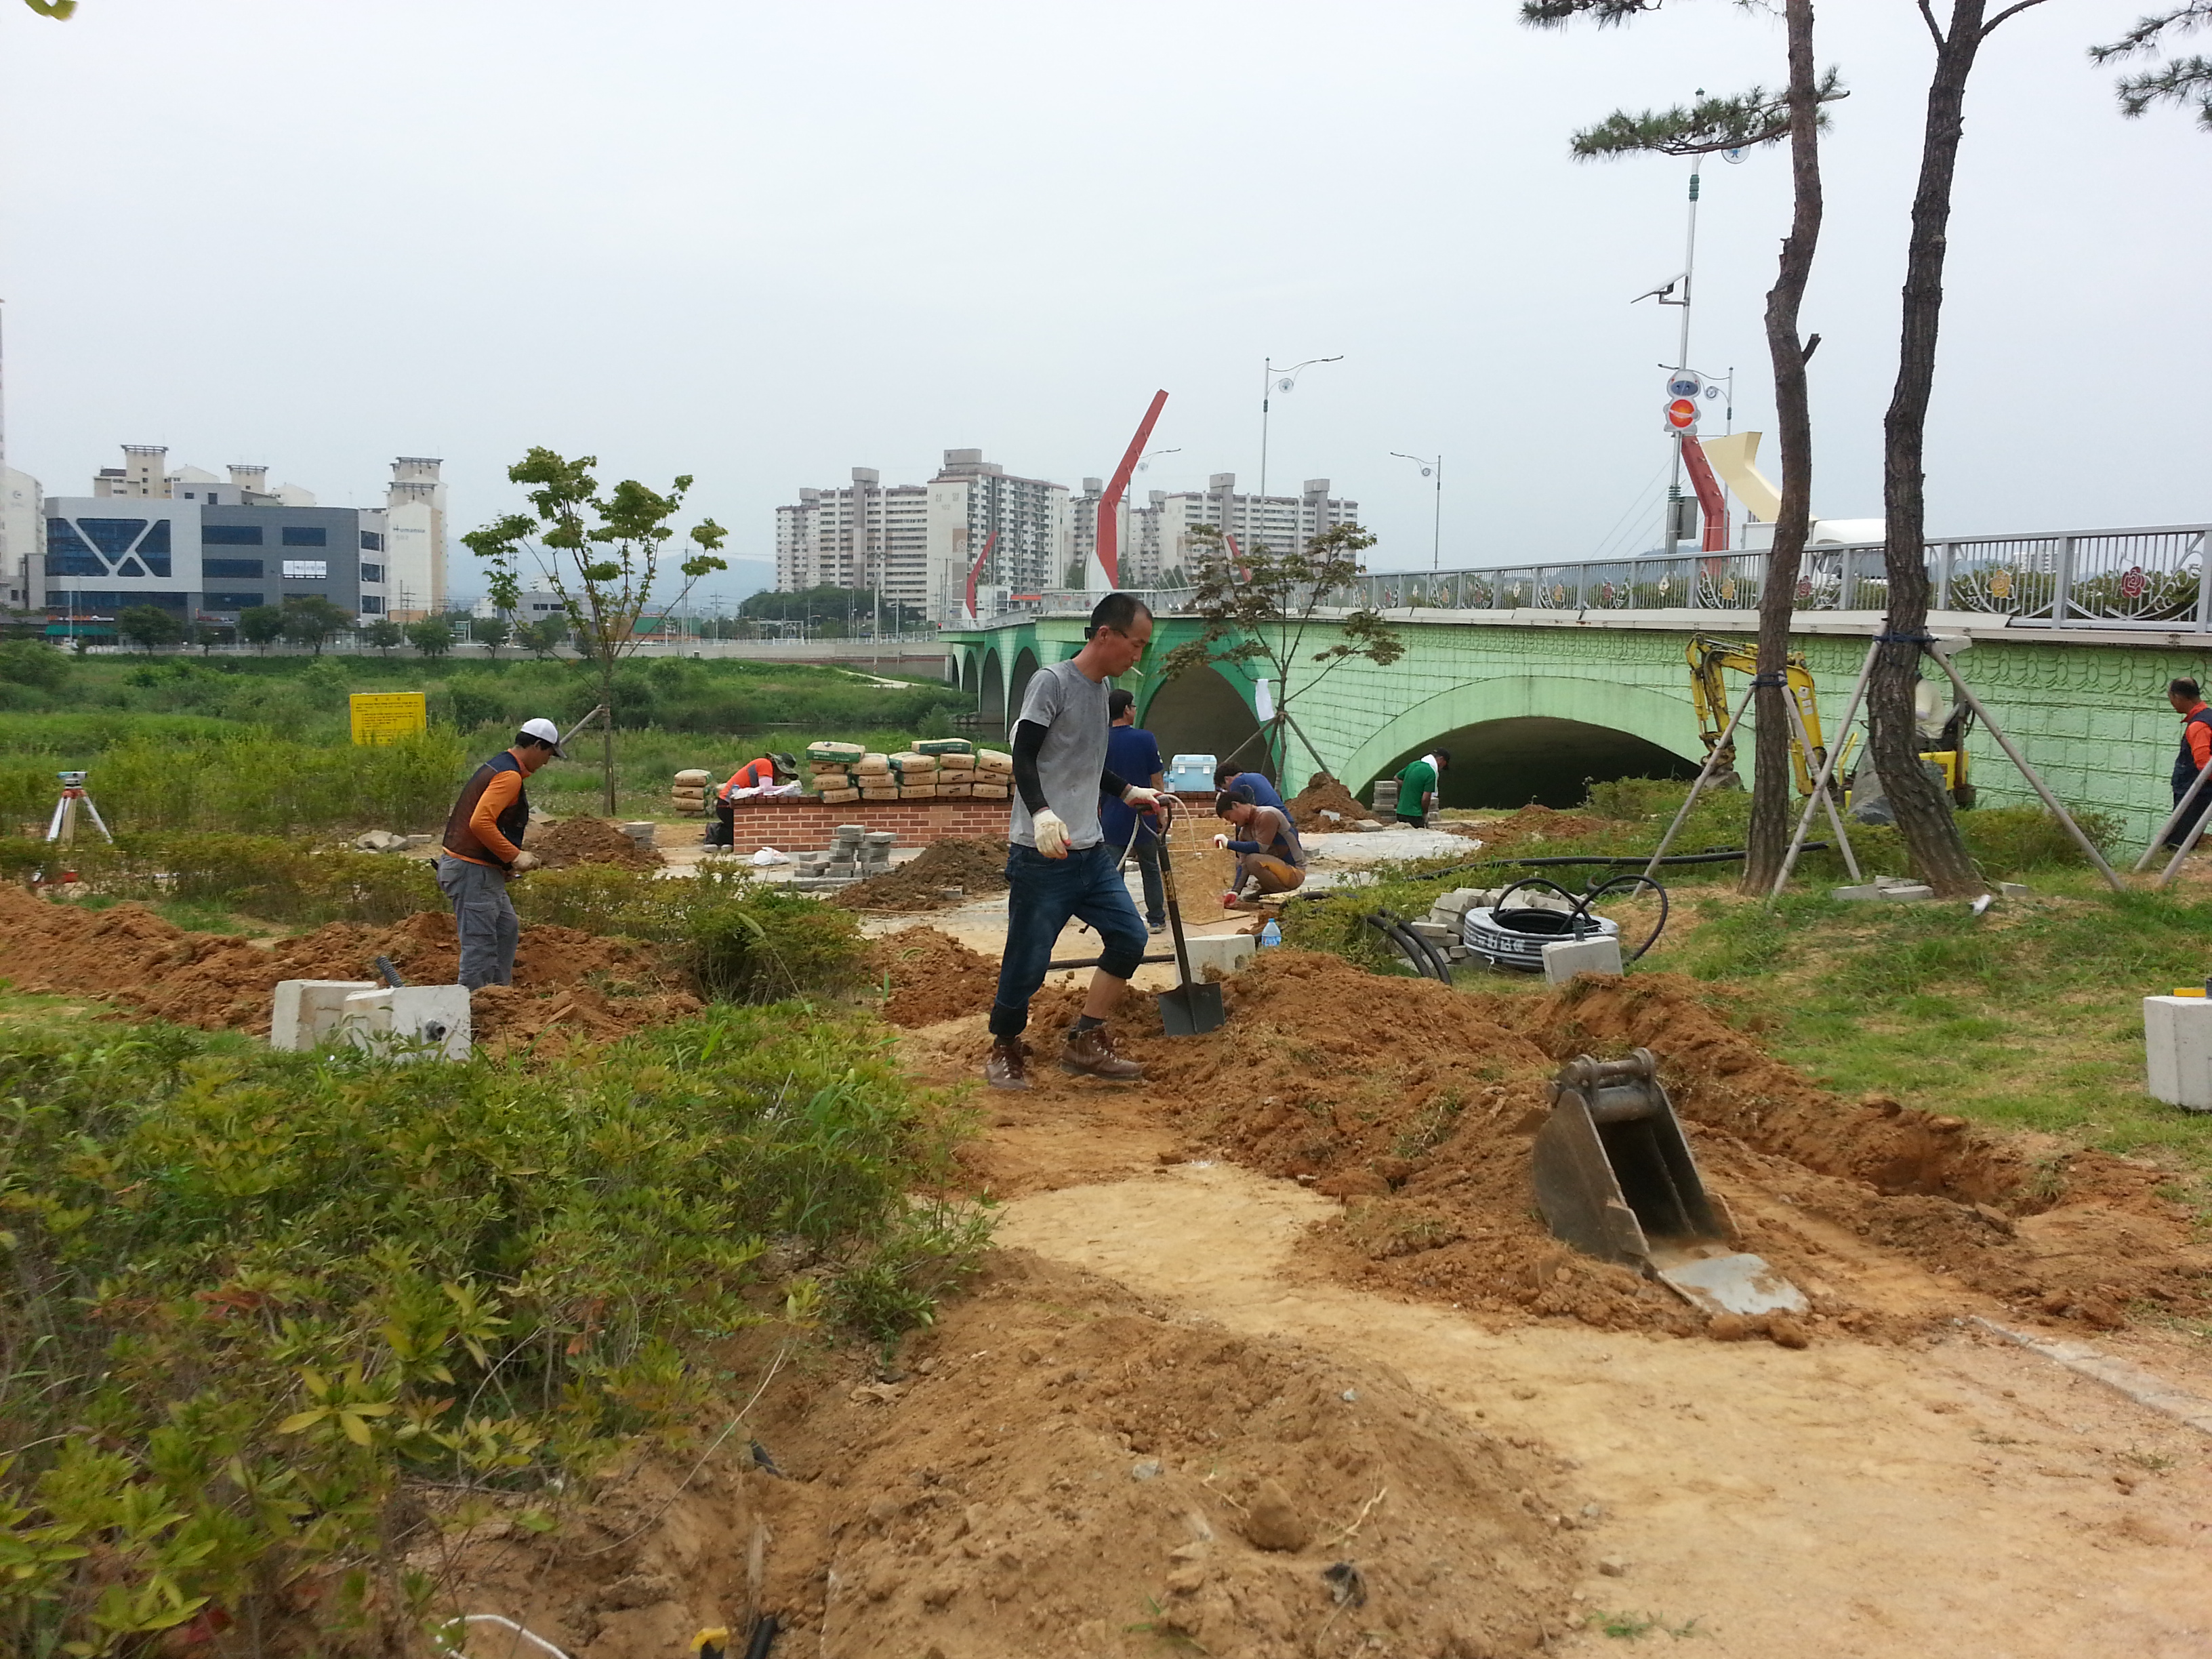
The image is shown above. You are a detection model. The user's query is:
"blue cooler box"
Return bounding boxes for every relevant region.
[1165,754,1217,794]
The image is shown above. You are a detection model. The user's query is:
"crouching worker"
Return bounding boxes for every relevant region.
[1213,785,1307,906]
[711,752,797,846]
[986,592,1162,1090]
[437,718,563,990]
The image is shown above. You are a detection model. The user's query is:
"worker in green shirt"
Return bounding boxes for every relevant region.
[1395,748,1450,825]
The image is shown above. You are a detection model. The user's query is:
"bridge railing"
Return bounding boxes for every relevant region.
[1320,522,2212,632]
[939,523,2211,634]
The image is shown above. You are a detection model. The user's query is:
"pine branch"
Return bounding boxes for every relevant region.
[1568,70,1845,159]
[1520,0,1658,27]
[2092,1,2210,61]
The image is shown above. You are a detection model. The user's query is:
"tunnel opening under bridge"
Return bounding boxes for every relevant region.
[1385,716,1698,812]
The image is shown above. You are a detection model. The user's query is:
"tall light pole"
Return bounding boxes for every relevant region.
[1390,452,1442,571]
[1633,145,1705,559]
[1259,356,1341,546]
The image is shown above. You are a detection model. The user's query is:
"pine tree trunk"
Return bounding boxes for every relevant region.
[1742,0,1826,893]
[1871,0,1986,897]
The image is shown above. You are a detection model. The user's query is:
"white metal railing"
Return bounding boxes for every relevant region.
[945,523,2212,634]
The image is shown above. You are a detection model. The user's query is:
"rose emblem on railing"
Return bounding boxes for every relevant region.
[2121,566,2148,600]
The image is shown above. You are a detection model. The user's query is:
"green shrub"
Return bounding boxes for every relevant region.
[513,863,867,1003]
[0,833,441,925]
[0,1008,987,1654]
[1959,804,2122,876]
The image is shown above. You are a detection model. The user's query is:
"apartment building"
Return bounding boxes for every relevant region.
[1153,474,1359,575]
[1069,478,1168,588]
[777,451,1071,623]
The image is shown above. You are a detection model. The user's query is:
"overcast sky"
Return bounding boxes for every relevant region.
[2,0,2203,598]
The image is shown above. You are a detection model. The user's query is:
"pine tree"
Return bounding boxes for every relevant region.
[1519,0,1843,893]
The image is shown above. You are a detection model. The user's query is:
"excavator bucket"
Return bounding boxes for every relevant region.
[1532,1049,1806,1319]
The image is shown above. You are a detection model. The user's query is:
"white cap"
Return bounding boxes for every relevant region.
[518,717,565,756]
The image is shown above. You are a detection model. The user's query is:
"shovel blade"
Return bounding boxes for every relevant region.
[1654,1251,1808,1318]
[1156,981,1225,1037]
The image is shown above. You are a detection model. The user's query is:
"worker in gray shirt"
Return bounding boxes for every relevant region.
[987,592,1163,1090]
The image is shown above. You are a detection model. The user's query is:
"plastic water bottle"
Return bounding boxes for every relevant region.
[1259,919,1282,949]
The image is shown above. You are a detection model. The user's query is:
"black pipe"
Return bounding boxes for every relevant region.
[743,1613,781,1659]
[1044,951,1181,971]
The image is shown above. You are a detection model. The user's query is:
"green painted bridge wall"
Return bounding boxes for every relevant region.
[945,617,2212,846]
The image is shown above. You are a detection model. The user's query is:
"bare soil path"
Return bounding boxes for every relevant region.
[1000,1160,2212,1657]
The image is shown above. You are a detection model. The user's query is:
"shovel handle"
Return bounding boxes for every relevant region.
[1152,798,1204,994]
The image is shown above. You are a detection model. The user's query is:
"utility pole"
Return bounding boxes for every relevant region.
[1659,152,1703,558]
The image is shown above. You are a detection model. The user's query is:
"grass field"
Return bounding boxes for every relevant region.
[0,647,977,830]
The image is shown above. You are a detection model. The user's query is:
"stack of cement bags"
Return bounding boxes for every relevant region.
[672,769,712,817]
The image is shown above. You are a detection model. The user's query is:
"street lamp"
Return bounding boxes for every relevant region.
[1259,354,1342,512]
[1390,452,1443,571]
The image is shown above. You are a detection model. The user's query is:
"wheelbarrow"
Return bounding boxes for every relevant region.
[1533,1050,1805,1317]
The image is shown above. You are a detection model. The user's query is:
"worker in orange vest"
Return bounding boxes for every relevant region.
[711,752,798,846]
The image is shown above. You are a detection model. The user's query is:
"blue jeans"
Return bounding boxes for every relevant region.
[990,842,1148,1040]
[1126,837,1165,926]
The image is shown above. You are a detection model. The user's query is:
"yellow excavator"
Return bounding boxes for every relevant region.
[1686,634,1975,808]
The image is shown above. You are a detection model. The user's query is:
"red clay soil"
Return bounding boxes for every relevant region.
[0,886,697,1052]
[901,948,2212,1342]
[1284,771,1374,831]
[531,816,664,870]
[833,837,1009,913]
[1460,804,1607,853]
[436,1252,1584,1659]
[867,927,1003,1026]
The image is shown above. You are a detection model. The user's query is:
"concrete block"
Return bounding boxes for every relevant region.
[334,986,470,1061]
[1831,884,1886,902]
[1879,884,1936,902]
[2144,996,2212,1111]
[619,821,657,844]
[270,979,380,1050]
[1996,882,2030,898]
[1181,933,1258,982]
[1410,921,1453,941]
[1542,935,1623,985]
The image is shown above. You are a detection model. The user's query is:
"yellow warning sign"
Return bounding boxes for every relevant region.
[350,691,428,745]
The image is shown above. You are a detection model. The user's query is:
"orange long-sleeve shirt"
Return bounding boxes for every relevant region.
[2186,703,2212,771]
[466,769,525,865]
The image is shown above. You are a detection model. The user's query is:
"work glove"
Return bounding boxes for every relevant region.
[1121,785,1162,813]
[1211,833,1229,850]
[1031,808,1070,859]
[1221,891,1242,909]
[510,851,542,874]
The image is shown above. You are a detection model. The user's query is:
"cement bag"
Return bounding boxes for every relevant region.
[674,769,712,787]
[975,749,1014,775]
[806,741,865,764]
[915,737,974,757]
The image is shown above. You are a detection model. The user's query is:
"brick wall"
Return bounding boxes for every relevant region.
[716,797,1014,849]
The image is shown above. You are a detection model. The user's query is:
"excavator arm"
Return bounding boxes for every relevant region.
[1685,635,1827,797]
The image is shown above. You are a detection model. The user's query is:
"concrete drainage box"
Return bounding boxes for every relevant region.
[2144,996,2212,1111]
[272,978,472,1061]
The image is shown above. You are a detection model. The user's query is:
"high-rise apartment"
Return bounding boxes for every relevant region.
[1153,474,1359,577]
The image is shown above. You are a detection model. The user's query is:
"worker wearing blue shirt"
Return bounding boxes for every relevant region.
[1099,689,1168,934]
[1211,760,1286,815]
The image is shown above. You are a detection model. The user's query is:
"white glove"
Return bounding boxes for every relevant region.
[510,851,542,874]
[1032,808,1070,859]
[1122,785,1162,812]
[1212,833,1229,850]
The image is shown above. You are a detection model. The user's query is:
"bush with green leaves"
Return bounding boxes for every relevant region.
[0,1008,987,1654]
[0,832,440,926]
[513,862,869,1002]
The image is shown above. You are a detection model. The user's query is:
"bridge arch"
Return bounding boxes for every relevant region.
[980,649,1005,722]
[959,649,979,697]
[1008,647,1042,724]
[1139,665,1268,783]
[1340,674,1701,810]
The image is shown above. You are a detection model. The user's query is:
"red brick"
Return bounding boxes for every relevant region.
[717,798,1013,850]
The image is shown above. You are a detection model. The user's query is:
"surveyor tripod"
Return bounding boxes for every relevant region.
[45,771,113,845]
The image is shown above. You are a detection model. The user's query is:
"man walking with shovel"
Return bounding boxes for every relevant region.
[985,592,1163,1090]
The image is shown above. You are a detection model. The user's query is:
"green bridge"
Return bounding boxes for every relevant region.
[941,608,2212,845]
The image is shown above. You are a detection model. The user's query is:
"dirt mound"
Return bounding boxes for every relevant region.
[0,886,694,1051]
[440,1252,1583,1658]
[833,836,1009,912]
[907,947,2212,1338]
[869,927,1002,1026]
[531,816,663,870]
[1492,974,2212,1328]
[1286,771,1373,831]
[1465,804,1607,853]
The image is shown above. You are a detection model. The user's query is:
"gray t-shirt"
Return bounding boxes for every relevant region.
[1009,658,1113,850]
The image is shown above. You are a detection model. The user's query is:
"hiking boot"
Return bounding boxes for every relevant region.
[1061,1023,1143,1080]
[1147,919,1167,935]
[985,1038,1031,1090]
